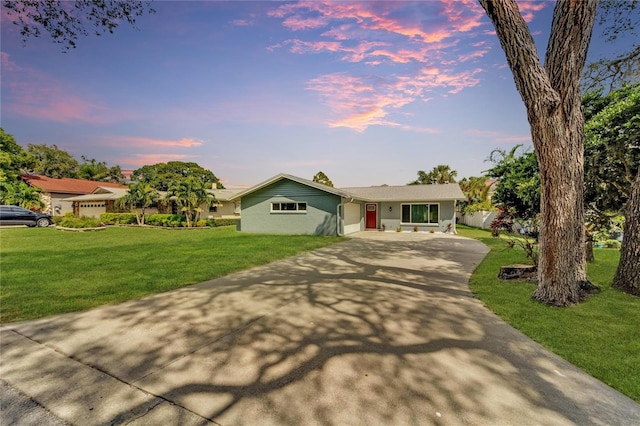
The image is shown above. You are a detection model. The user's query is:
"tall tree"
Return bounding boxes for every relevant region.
[166,176,214,228]
[115,182,159,226]
[0,128,34,182]
[312,171,334,187]
[582,0,639,92]
[27,144,79,178]
[77,156,124,183]
[410,165,457,185]
[613,169,640,296]
[479,0,598,306]
[132,161,222,192]
[583,84,640,296]
[486,146,540,220]
[3,0,154,50]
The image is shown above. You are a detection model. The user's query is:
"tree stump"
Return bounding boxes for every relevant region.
[498,264,537,280]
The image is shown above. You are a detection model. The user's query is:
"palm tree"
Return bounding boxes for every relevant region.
[409,165,457,185]
[0,180,44,210]
[115,182,159,225]
[166,176,214,227]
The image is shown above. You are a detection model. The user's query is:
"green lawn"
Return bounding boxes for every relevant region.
[457,225,640,403]
[0,226,344,323]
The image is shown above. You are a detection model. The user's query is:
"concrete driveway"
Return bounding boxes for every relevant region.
[2,232,639,425]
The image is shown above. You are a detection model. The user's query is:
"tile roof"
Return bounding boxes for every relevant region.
[21,174,127,195]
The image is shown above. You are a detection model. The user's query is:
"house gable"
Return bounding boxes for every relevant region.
[240,178,341,235]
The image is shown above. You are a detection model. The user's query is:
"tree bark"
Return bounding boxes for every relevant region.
[613,169,640,296]
[479,0,598,306]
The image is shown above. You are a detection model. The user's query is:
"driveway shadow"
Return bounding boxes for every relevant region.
[2,233,639,425]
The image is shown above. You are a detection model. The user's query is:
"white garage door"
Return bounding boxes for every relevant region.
[344,203,362,235]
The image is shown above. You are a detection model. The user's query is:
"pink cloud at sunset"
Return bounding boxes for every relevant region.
[124,153,197,169]
[1,52,124,125]
[112,136,204,148]
[465,129,532,144]
[267,1,503,131]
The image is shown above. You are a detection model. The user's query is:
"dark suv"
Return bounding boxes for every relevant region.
[0,205,53,227]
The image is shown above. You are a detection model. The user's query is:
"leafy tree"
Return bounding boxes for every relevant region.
[312,171,334,187]
[583,84,640,215]
[115,182,159,226]
[479,0,597,306]
[614,169,640,296]
[583,84,640,296]
[410,165,457,185]
[166,176,214,228]
[0,180,44,210]
[582,1,640,92]
[0,128,34,182]
[132,161,222,192]
[485,146,540,220]
[77,156,124,183]
[458,176,492,214]
[27,144,79,178]
[2,0,155,50]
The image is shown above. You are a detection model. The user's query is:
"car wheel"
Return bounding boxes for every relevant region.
[36,218,50,227]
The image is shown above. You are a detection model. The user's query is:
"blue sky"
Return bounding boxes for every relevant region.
[0,1,630,187]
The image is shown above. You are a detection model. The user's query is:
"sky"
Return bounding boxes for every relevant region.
[0,1,632,188]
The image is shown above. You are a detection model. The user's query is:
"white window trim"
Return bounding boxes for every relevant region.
[271,201,308,214]
[400,203,440,225]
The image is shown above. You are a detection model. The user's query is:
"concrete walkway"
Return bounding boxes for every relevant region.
[1,232,639,425]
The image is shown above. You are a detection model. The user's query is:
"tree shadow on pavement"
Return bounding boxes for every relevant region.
[2,234,638,425]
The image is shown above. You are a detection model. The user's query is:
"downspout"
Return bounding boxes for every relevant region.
[337,202,344,236]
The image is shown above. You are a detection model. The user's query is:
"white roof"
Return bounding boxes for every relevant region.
[232,174,465,202]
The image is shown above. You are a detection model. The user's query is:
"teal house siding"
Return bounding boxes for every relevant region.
[241,180,341,235]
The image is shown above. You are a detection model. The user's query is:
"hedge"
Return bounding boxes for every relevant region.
[99,213,138,225]
[146,214,186,227]
[57,213,102,228]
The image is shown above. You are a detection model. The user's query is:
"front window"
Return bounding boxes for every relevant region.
[401,203,439,224]
[271,202,307,213]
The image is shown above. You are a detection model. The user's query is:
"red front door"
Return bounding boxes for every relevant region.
[365,204,377,229]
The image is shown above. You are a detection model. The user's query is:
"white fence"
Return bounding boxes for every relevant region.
[459,210,497,229]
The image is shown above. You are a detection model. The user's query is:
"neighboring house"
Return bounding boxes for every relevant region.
[20,174,127,216]
[232,174,464,236]
[62,186,242,219]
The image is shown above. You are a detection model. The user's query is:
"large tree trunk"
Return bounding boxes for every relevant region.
[479,0,598,306]
[613,169,640,296]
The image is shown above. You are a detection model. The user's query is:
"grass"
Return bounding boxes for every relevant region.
[457,225,640,403]
[0,226,344,323]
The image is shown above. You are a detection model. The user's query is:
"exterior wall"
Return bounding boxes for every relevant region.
[205,201,240,219]
[343,202,363,234]
[240,180,341,235]
[379,200,458,232]
[46,193,77,216]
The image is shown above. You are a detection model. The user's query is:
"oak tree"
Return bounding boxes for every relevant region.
[479,0,598,305]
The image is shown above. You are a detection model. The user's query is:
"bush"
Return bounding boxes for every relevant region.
[205,217,240,228]
[602,239,622,249]
[100,213,137,225]
[146,214,186,227]
[58,213,102,228]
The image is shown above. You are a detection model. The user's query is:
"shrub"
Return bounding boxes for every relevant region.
[100,213,137,225]
[206,217,240,228]
[602,239,622,249]
[146,214,186,227]
[490,206,515,237]
[196,219,207,227]
[58,213,102,228]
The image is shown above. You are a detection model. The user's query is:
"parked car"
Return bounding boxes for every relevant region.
[0,205,53,227]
